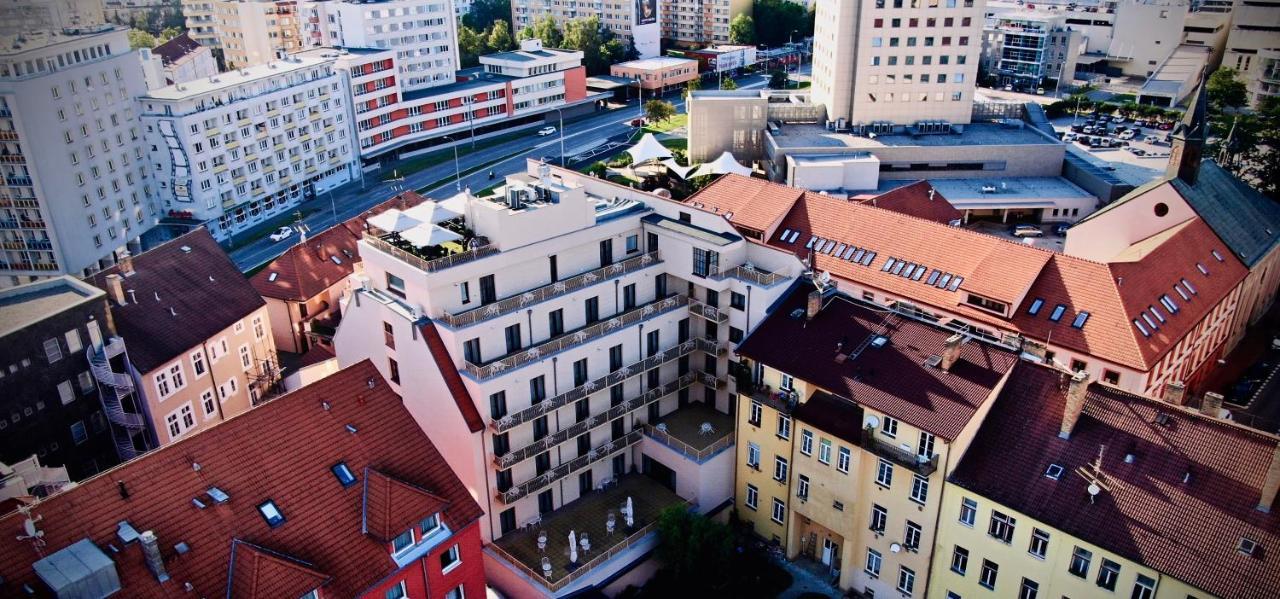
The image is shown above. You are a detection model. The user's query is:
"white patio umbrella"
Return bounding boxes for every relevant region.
[401,223,463,248]
[625,497,634,528]
[691,151,754,178]
[569,530,578,564]
[366,208,423,233]
[403,200,464,224]
[626,133,673,165]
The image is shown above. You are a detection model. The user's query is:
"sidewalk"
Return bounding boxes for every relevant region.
[776,557,842,599]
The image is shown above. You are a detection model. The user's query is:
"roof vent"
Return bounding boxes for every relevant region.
[346,424,358,434]
[192,498,207,509]
[925,355,943,368]
[207,487,230,503]
[180,245,192,253]
[870,335,889,349]
[174,542,190,555]
[116,521,140,545]
[1124,453,1136,464]
[789,308,805,319]
[33,539,122,598]
[1182,470,1193,484]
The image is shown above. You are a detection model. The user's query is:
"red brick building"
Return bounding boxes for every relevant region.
[0,360,486,599]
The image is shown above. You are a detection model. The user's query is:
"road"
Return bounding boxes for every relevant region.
[231,70,779,271]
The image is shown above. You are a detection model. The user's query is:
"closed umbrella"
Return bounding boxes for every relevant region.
[569,530,578,564]
[625,497,634,528]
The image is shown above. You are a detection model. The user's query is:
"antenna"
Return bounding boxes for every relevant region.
[1076,444,1112,504]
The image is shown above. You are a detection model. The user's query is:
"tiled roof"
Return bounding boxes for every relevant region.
[951,362,1280,599]
[1171,161,1280,267]
[227,540,331,599]
[420,321,485,433]
[361,469,450,542]
[251,193,426,302]
[791,390,864,446]
[0,360,483,599]
[151,33,202,66]
[85,229,265,373]
[682,174,803,234]
[737,289,1018,440]
[856,181,962,225]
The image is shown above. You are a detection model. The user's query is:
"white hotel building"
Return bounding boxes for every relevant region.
[298,0,460,93]
[139,53,357,240]
[333,161,798,596]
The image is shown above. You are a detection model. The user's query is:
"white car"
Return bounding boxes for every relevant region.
[1112,115,1125,123]
[537,126,557,136]
[269,226,293,242]
[1117,129,1136,140]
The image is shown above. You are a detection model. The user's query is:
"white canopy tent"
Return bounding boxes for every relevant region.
[626,133,673,165]
[661,158,697,179]
[401,223,463,248]
[691,151,754,178]
[366,208,423,233]
[403,200,464,224]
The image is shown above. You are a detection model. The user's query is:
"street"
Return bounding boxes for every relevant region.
[231,70,779,271]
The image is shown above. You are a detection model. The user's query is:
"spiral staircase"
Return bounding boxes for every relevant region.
[86,338,148,461]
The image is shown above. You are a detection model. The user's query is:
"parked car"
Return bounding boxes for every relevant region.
[629,118,646,127]
[1118,129,1136,140]
[269,226,293,242]
[1157,121,1174,130]
[1127,147,1146,156]
[1004,84,1014,91]
[1112,115,1125,123]
[1036,87,1046,95]
[1011,224,1044,237]
[1062,132,1077,142]
[1054,223,1070,236]
[1071,123,1085,133]
[1082,125,1095,134]
[1143,135,1160,144]
[537,126,557,136]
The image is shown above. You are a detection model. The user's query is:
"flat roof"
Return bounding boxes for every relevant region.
[0,276,104,339]
[484,47,579,63]
[927,177,1094,201]
[402,73,513,101]
[770,122,1060,150]
[613,56,698,71]
[142,54,332,100]
[1142,45,1210,97]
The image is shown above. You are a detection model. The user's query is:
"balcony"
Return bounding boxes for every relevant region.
[496,372,696,468]
[709,263,788,287]
[464,295,690,381]
[642,402,734,463]
[499,429,644,504]
[441,251,662,329]
[490,475,687,594]
[861,426,938,476]
[688,297,728,323]
[0,131,20,141]
[0,155,26,164]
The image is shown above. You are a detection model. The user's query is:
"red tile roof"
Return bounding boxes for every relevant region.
[420,321,485,433]
[856,181,962,225]
[737,289,1018,440]
[0,360,483,599]
[694,176,1248,371]
[227,540,331,599]
[85,229,266,373]
[683,174,803,234]
[251,193,426,302]
[952,362,1280,599]
[362,469,450,542]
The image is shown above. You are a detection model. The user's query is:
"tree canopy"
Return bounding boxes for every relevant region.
[1207,67,1248,111]
[752,0,814,46]
[127,29,156,49]
[1206,68,1280,200]
[729,14,755,45]
[487,19,515,52]
[519,14,564,48]
[461,0,511,31]
[644,99,676,123]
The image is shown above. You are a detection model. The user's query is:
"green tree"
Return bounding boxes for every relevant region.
[720,76,738,90]
[644,99,676,123]
[685,78,701,93]
[519,14,564,48]
[127,29,156,49]
[655,506,734,586]
[602,38,628,67]
[768,70,789,89]
[563,16,610,74]
[1207,67,1248,111]
[458,23,489,67]
[752,0,812,46]
[462,0,512,31]
[487,19,515,52]
[160,26,183,42]
[729,14,754,44]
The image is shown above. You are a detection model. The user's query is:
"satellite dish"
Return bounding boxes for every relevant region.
[1087,483,1101,496]
[867,415,881,428]
[890,543,902,553]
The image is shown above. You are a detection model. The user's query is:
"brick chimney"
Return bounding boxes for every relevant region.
[139,530,170,582]
[1258,443,1280,513]
[805,289,822,321]
[118,251,134,276]
[940,334,964,371]
[1199,392,1224,418]
[1163,381,1186,406]
[105,274,127,306]
[1058,370,1091,439]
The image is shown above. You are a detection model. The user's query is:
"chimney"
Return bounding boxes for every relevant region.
[1163,381,1186,405]
[118,251,134,276]
[1058,370,1091,439]
[940,334,963,371]
[105,274,126,305]
[139,530,170,582]
[1200,392,1224,418]
[805,289,822,321]
[1258,443,1280,513]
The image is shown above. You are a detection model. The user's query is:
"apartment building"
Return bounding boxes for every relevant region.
[0,277,126,480]
[86,230,279,450]
[811,0,987,128]
[659,0,754,45]
[182,0,220,48]
[333,160,798,596]
[932,361,1280,599]
[0,25,158,287]
[980,8,1085,90]
[298,0,460,93]
[1223,0,1280,107]
[511,0,663,58]
[731,286,1018,596]
[0,360,490,599]
[214,0,304,69]
[138,52,356,240]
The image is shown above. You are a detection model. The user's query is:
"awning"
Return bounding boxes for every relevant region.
[401,224,463,248]
[691,151,753,178]
[662,158,697,179]
[626,133,673,164]
[403,201,464,224]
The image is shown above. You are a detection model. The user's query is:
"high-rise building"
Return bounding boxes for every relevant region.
[182,0,304,68]
[659,0,754,46]
[510,0,666,58]
[811,0,987,127]
[298,0,460,93]
[980,8,1085,92]
[1223,0,1280,107]
[0,25,158,287]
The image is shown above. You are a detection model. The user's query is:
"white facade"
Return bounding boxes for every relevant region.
[298,0,460,92]
[138,54,356,240]
[0,26,157,287]
[981,9,1085,89]
[139,45,219,90]
[1224,0,1280,107]
[511,0,663,58]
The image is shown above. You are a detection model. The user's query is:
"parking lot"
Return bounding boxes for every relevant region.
[1197,302,1280,434]
[1049,114,1177,168]
[964,221,1068,251]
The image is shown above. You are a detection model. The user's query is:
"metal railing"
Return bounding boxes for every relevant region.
[464,295,689,380]
[497,430,644,504]
[496,373,696,468]
[688,297,728,323]
[709,263,788,287]
[440,251,662,329]
[642,424,734,463]
[86,340,147,460]
[363,231,499,273]
[861,427,939,476]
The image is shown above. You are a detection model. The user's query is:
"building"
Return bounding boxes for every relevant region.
[810,0,986,128]
[980,8,1086,91]
[610,57,700,94]
[182,0,220,48]
[297,0,461,93]
[0,360,490,599]
[0,455,70,504]
[932,360,1280,599]
[250,192,426,354]
[731,285,1019,596]
[138,51,356,240]
[659,0,753,46]
[0,277,130,480]
[0,0,105,37]
[511,0,663,58]
[139,32,219,89]
[102,0,182,28]
[85,229,280,449]
[681,44,758,75]
[333,160,800,596]
[1223,0,1280,107]
[0,25,159,287]
[181,0,304,68]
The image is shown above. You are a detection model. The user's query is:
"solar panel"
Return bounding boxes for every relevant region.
[948,276,963,291]
[806,235,818,249]
[937,273,952,288]
[842,246,857,260]
[853,249,865,262]
[926,270,940,285]
[882,257,897,272]
[863,251,876,266]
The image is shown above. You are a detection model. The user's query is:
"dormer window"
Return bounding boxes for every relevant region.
[420,513,441,536]
[391,529,415,555]
[965,293,1007,315]
[1048,304,1066,322]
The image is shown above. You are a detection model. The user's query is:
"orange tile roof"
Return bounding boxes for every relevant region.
[0,360,483,598]
[856,181,962,225]
[683,174,803,233]
[420,321,485,433]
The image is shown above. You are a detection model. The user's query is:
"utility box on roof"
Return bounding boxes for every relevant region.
[33,539,122,599]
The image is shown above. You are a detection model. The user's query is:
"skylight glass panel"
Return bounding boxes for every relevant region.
[843,246,857,260]
[1134,319,1151,337]
[1181,278,1197,295]
[899,263,914,277]
[948,276,963,291]
[1211,249,1224,262]
[853,249,866,262]
[790,231,802,243]
[1160,295,1179,314]
[912,267,926,281]
[1141,312,1159,330]
[780,228,793,242]
[926,270,941,285]
[835,243,847,256]
[1027,298,1044,315]
[892,261,907,275]
[937,273,952,288]
[257,500,286,528]
[823,240,837,254]
[862,251,877,266]
[1174,284,1191,302]
[1149,305,1165,323]
[1044,464,1064,480]
[1049,304,1066,322]
[332,462,357,487]
[882,257,897,272]
[806,235,818,249]
[1071,311,1090,329]
[1196,262,1209,275]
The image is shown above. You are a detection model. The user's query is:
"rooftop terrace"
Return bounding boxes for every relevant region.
[644,402,735,463]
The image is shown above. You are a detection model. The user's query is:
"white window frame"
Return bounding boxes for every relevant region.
[818,439,832,464]
[876,458,894,487]
[201,390,217,419]
[770,497,786,524]
[837,446,852,473]
[191,350,207,378]
[239,344,252,370]
[959,497,978,526]
[747,442,760,469]
[65,329,83,353]
[797,474,810,499]
[440,543,462,574]
[252,315,265,339]
[745,483,759,509]
[800,429,813,455]
[773,456,789,482]
[165,402,196,439]
[865,548,882,578]
[390,529,416,555]
[776,413,791,439]
[233,319,245,334]
[898,566,916,595]
[910,473,929,504]
[881,415,899,438]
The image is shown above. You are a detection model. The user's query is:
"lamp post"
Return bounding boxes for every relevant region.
[442,135,461,191]
[553,106,566,167]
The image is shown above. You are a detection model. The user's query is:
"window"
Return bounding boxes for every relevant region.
[745,483,759,509]
[1102,369,1121,385]
[388,358,400,384]
[332,462,358,487]
[386,272,406,298]
[65,329,82,353]
[1029,528,1049,559]
[904,521,922,550]
[1019,578,1039,599]
[747,442,761,469]
[440,544,461,573]
[774,456,789,481]
[239,345,252,369]
[897,566,916,595]
[1069,546,1092,577]
[165,403,196,439]
[58,381,75,405]
[800,429,814,455]
[692,247,719,278]
[771,498,786,523]
[865,549,883,577]
[910,474,929,504]
[731,292,746,310]
[917,431,935,458]
[1132,574,1156,599]
[1097,558,1121,590]
[818,439,832,464]
[385,582,407,599]
[960,497,978,526]
[979,559,998,589]
[989,511,1015,543]
[257,500,286,528]
[192,351,206,377]
[881,415,898,438]
[870,504,888,532]
[876,458,894,486]
[445,585,464,599]
[200,390,216,418]
[951,546,969,574]
[837,446,851,473]
[749,400,762,426]
[777,414,791,439]
[43,338,63,363]
[797,474,810,499]
[70,421,88,445]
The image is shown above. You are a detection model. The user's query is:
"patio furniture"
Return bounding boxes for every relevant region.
[580,533,590,553]
[606,512,616,536]
[699,422,716,436]
[656,423,668,432]
[537,531,547,553]
[541,557,552,579]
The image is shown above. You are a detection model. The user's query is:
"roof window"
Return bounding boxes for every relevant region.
[1238,537,1258,556]
[1149,306,1165,323]
[1027,298,1044,315]
[779,228,793,241]
[1196,262,1209,276]
[1134,319,1151,337]
[257,500,286,528]
[853,249,866,263]
[332,462,358,487]
[927,270,941,286]
[786,230,800,243]
[805,235,818,249]
[861,251,877,266]
[1071,311,1090,329]
[1044,464,1064,480]
[208,487,230,504]
[1181,278,1198,295]
[938,273,952,288]
[1211,249,1224,262]
[1141,312,1159,330]
[1174,284,1191,302]
[842,246,857,260]
[882,257,897,272]
[267,272,278,282]
[947,276,963,292]
[330,255,342,265]
[1048,304,1066,322]
[912,267,927,281]
[1159,295,1179,314]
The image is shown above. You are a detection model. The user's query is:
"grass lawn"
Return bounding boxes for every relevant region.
[660,138,687,152]
[795,80,811,89]
[474,182,502,197]
[644,113,688,134]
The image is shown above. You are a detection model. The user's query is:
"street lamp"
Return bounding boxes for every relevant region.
[442,135,461,191]
[553,106,566,168]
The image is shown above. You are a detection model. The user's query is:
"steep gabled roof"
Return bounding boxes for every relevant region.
[226,540,331,599]
[856,181,962,225]
[361,469,450,542]
[152,33,203,66]
[684,174,803,234]
[1171,161,1280,267]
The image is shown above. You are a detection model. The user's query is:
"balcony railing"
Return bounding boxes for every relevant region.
[495,372,696,468]
[688,297,728,323]
[498,430,644,504]
[464,294,689,380]
[709,263,788,287]
[861,426,939,476]
[493,338,717,432]
[642,424,734,463]
[363,231,499,273]
[440,251,662,329]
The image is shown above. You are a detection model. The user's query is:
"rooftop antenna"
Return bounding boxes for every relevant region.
[1076,444,1112,504]
[15,506,46,554]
